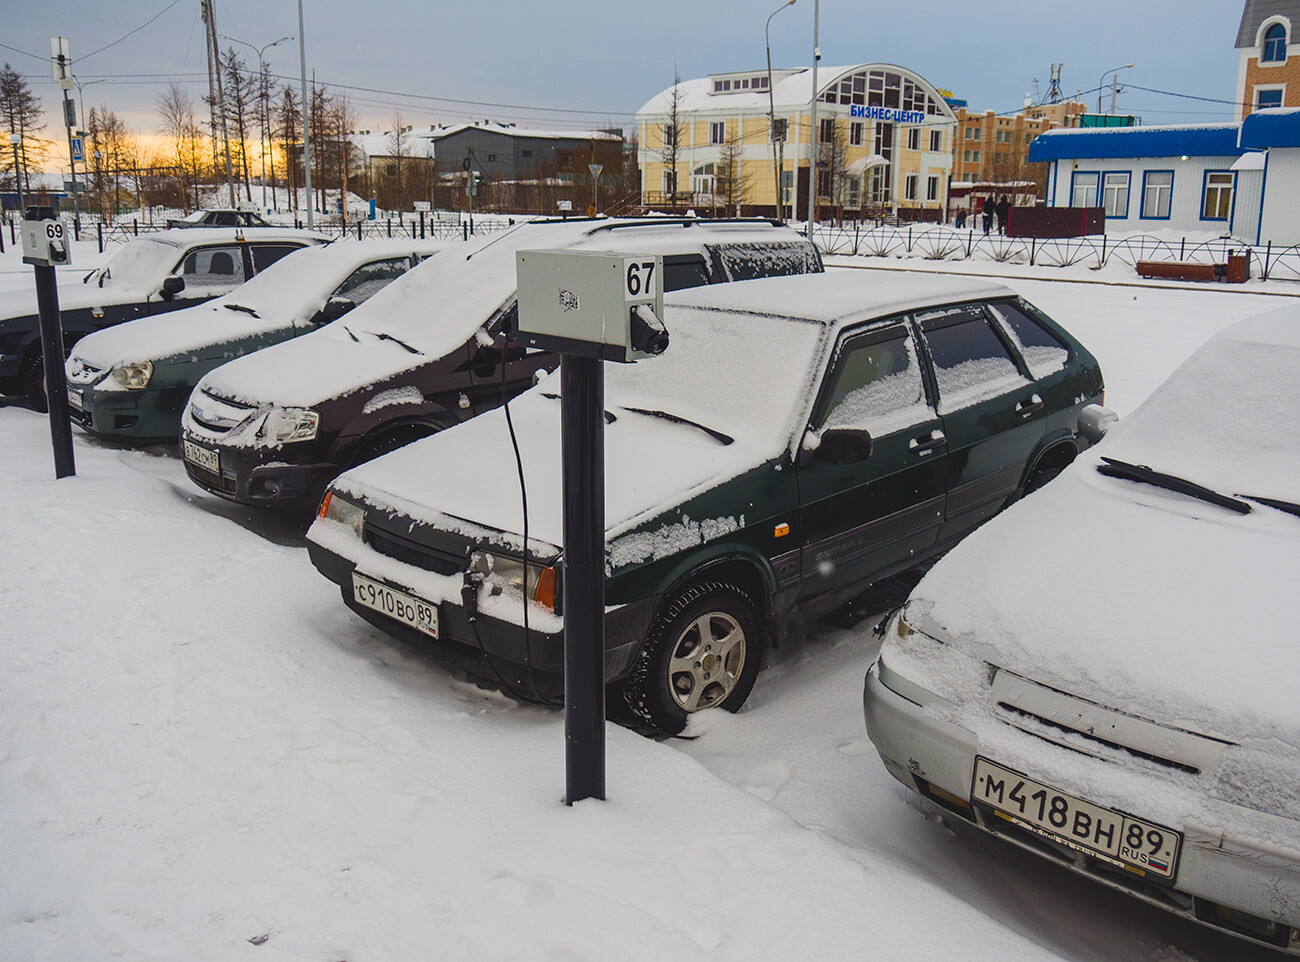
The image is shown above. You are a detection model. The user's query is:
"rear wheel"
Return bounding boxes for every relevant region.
[19,350,48,412]
[620,582,763,735]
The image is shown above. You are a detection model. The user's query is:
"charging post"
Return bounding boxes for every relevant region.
[22,206,76,479]
[516,250,668,804]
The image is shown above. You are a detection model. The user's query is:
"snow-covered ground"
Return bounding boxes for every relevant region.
[1,245,1292,960]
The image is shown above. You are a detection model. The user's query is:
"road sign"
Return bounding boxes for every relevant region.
[70,137,84,165]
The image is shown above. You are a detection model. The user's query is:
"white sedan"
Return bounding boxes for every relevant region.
[864,306,1300,954]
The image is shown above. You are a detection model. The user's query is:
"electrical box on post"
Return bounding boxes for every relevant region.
[516,250,667,363]
[22,207,72,268]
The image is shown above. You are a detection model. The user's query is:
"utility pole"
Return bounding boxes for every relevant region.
[201,0,236,206]
[298,0,313,228]
[806,0,820,237]
[50,38,81,234]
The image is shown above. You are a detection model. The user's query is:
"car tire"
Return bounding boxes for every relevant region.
[620,582,763,735]
[19,350,48,413]
[351,424,438,466]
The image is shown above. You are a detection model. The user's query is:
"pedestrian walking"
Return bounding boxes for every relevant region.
[996,195,1011,235]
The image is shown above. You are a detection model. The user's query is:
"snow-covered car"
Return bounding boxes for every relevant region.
[166,208,272,229]
[0,227,328,410]
[306,271,1103,733]
[64,238,449,442]
[179,217,824,511]
[863,308,1300,953]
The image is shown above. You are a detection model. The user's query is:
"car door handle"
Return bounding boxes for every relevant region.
[1016,394,1045,418]
[909,430,947,455]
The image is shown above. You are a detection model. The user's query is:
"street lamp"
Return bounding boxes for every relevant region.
[72,76,113,133]
[219,34,292,209]
[766,0,796,221]
[9,133,24,215]
[1098,63,1134,115]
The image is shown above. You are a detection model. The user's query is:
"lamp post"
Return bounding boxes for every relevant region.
[1098,63,1134,115]
[766,0,796,221]
[219,34,292,209]
[10,134,24,216]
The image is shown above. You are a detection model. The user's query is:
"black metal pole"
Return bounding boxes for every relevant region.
[561,353,605,804]
[33,263,76,478]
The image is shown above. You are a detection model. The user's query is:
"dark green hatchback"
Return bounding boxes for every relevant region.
[307,271,1103,733]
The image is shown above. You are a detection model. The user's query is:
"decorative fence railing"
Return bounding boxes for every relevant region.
[809,222,1300,283]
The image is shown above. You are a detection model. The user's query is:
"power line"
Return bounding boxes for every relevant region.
[80,0,188,62]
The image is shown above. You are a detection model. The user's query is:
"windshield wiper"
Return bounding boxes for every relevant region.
[368,331,420,354]
[622,406,734,446]
[1097,457,1250,514]
[340,324,359,342]
[1240,495,1300,519]
[540,392,617,424]
[223,303,259,317]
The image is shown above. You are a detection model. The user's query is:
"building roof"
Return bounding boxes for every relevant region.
[1027,123,1246,161]
[431,122,619,142]
[1240,106,1300,147]
[1237,0,1300,46]
[636,63,956,123]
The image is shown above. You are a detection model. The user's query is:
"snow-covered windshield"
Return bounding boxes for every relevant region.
[95,237,184,289]
[208,245,360,317]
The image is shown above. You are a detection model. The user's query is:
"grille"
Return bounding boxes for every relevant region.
[189,389,257,434]
[186,461,237,495]
[365,527,466,575]
[996,703,1200,775]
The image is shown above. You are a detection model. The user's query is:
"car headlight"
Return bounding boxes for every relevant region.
[110,360,153,389]
[472,551,557,611]
[317,490,365,538]
[262,406,319,442]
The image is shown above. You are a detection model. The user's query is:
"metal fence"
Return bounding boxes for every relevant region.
[810,222,1300,282]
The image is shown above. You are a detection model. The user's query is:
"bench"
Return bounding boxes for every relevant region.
[1136,254,1250,283]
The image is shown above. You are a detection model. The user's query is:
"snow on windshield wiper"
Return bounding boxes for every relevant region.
[622,406,734,446]
[540,392,617,424]
[340,325,359,342]
[1239,495,1300,519]
[367,331,420,354]
[1097,457,1250,514]
[223,303,259,317]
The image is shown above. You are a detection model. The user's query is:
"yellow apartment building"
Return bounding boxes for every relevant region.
[636,63,957,220]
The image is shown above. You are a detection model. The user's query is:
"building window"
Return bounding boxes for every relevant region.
[1071,171,1099,207]
[927,175,939,201]
[819,117,836,142]
[755,76,769,89]
[904,174,917,200]
[663,123,678,147]
[1102,171,1130,218]
[907,127,919,150]
[521,149,533,158]
[692,162,715,196]
[929,129,942,152]
[846,174,862,208]
[963,150,972,162]
[969,127,980,141]
[710,121,726,144]
[1202,171,1233,220]
[849,121,864,146]
[1263,22,1288,63]
[971,149,981,163]
[1141,170,1173,219]
[1256,87,1284,110]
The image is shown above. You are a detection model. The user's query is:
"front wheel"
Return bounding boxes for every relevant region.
[20,350,48,412]
[620,582,763,735]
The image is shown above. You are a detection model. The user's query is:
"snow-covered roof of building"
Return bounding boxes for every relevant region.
[1236,0,1300,47]
[430,122,620,142]
[348,130,435,160]
[1028,123,1245,161]
[1240,106,1300,147]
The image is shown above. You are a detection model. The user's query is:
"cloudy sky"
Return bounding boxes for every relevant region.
[5,0,1246,152]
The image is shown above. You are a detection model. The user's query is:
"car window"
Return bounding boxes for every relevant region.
[213,212,238,226]
[662,256,712,291]
[709,241,821,281]
[332,257,412,306]
[987,300,1070,379]
[917,305,1027,413]
[814,324,934,435]
[177,245,246,287]
[250,243,304,273]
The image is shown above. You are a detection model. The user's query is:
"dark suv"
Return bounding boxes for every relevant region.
[180,218,823,511]
[305,271,1104,733]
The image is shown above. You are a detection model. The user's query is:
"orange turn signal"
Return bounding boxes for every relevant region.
[318,491,333,520]
[774,522,790,538]
[533,566,558,611]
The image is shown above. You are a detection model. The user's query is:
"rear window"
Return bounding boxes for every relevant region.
[988,300,1069,379]
[663,256,711,292]
[709,241,822,281]
[917,305,1028,413]
[178,245,246,287]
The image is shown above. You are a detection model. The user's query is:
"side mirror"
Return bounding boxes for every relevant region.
[1077,404,1118,448]
[160,275,185,300]
[799,427,873,466]
[321,296,355,322]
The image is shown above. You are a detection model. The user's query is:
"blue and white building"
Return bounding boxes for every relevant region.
[1028,110,1300,246]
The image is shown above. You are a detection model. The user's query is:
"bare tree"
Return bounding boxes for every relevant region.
[220,47,257,201]
[156,84,207,212]
[0,63,48,202]
[329,95,356,222]
[654,72,684,206]
[276,85,301,215]
[308,81,332,214]
[714,126,749,215]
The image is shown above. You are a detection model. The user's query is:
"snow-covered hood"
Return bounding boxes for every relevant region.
[335,383,774,555]
[70,301,296,369]
[194,326,427,408]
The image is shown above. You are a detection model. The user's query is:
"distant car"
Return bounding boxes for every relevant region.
[179,217,824,511]
[305,271,1103,733]
[864,310,1300,953]
[0,227,328,410]
[166,209,272,229]
[65,238,449,442]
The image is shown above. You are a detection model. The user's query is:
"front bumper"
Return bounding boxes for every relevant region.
[308,532,657,690]
[70,382,192,441]
[181,431,331,508]
[864,660,1300,954]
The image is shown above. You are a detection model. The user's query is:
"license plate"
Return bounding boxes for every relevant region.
[351,572,438,639]
[67,387,83,411]
[973,758,1181,881]
[182,438,220,474]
